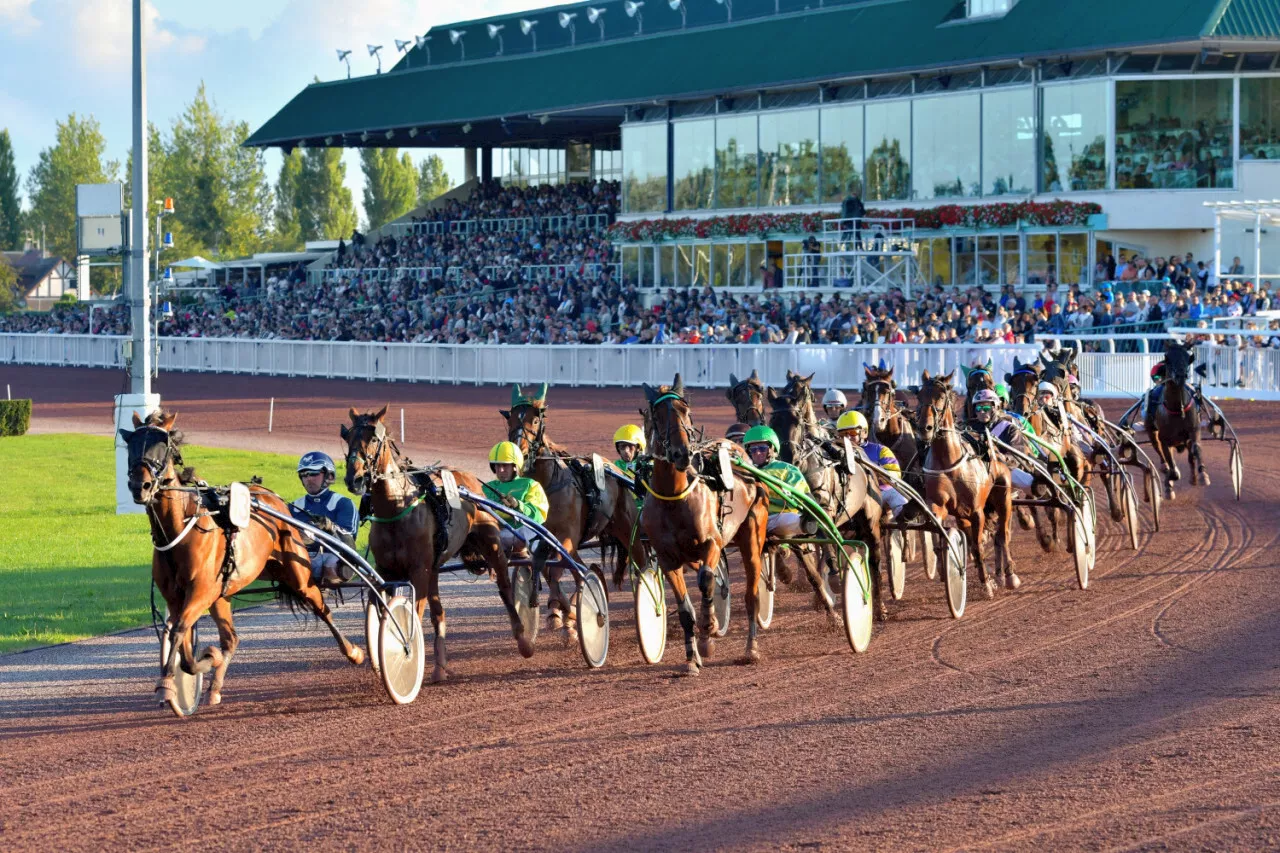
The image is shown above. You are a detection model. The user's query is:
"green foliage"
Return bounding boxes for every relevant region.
[417,154,452,206]
[297,147,358,240]
[0,399,31,436]
[0,129,21,249]
[271,148,305,251]
[0,253,17,313]
[24,114,120,264]
[361,148,418,230]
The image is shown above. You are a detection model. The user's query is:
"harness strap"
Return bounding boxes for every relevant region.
[152,511,203,551]
[641,476,699,502]
[366,495,426,523]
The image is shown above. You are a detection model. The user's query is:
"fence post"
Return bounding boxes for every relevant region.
[268,397,274,432]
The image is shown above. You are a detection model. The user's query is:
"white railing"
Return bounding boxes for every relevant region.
[311,266,445,284]
[6,334,1276,399]
[478,263,620,282]
[377,213,611,240]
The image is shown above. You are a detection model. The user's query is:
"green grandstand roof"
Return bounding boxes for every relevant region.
[246,0,1279,150]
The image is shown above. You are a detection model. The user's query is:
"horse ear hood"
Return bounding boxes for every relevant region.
[728,372,740,388]
[118,428,134,443]
[642,383,657,404]
[340,424,350,440]
[131,411,144,428]
[672,373,685,397]
[960,365,971,378]
[348,407,360,422]
[922,369,931,382]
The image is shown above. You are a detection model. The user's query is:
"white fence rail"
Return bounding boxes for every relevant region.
[4,334,1277,399]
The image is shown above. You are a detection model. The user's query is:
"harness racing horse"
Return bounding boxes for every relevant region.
[960,359,996,421]
[916,372,1019,598]
[640,375,770,674]
[769,386,884,620]
[858,362,921,489]
[344,406,532,683]
[1003,358,1071,551]
[500,384,647,638]
[1147,342,1209,499]
[122,411,365,716]
[1040,350,1122,523]
[725,369,767,426]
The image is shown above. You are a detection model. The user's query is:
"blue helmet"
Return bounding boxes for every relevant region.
[297,451,336,475]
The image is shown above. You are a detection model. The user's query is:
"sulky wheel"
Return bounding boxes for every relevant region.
[711,554,731,638]
[365,600,382,675]
[888,528,907,601]
[1230,442,1243,502]
[1122,478,1141,551]
[160,609,203,717]
[944,529,967,620]
[924,531,940,580]
[378,595,425,705]
[576,568,610,669]
[756,552,776,629]
[1070,490,1097,591]
[511,565,540,648]
[632,559,666,665]
[840,547,874,654]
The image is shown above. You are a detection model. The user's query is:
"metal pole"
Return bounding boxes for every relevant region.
[268,397,274,432]
[130,0,150,395]
[1213,207,1222,294]
[1254,211,1262,292]
[400,407,405,443]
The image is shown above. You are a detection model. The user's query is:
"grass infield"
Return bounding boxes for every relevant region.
[0,434,361,654]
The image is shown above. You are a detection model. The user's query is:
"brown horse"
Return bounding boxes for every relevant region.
[1003,358,1071,551]
[1040,349,1120,522]
[725,370,767,426]
[500,385,646,638]
[1147,342,1209,499]
[343,406,532,683]
[916,372,1018,598]
[121,411,364,716]
[858,363,921,489]
[641,375,770,675]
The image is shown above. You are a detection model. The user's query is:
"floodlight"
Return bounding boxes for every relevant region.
[715,0,732,21]
[487,23,505,55]
[368,43,384,74]
[414,34,432,64]
[559,11,578,45]
[461,123,472,134]
[395,39,411,52]
[519,18,539,50]
[385,130,394,140]
[336,48,352,78]
[669,0,685,28]
[408,127,419,138]
[360,131,370,142]
[624,1,645,33]
[449,28,467,60]
[540,114,551,125]
[587,6,607,37]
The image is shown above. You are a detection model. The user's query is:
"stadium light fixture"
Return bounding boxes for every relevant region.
[449,29,467,61]
[385,130,394,140]
[368,44,384,74]
[461,122,472,134]
[715,0,732,21]
[587,7,607,38]
[669,0,686,28]
[487,23,505,55]
[500,117,513,137]
[624,1,645,34]
[414,34,432,65]
[520,18,538,51]
[408,127,419,138]
[395,38,411,53]
[558,12,578,46]
[360,131,370,143]
[540,114,551,125]
[336,48,352,79]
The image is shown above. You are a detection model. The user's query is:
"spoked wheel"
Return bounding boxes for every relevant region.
[1070,490,1097,591]
[632,559,666,665]
[756,552,776,629]
[924,532,939,580]
[364,600,382,675]
[1121,477,1141,551]
[944,529,967,620]
[1144,468,1163,531]
[576,568,610,669]
[888,528,906,601]
[711,554,731,638]
[160,609,203,717]
[840,546,873,654]
[1230,442,1243,501]
[511,565,540,648]
[378,595,425,705]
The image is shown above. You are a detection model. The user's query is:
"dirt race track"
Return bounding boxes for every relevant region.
[2,365,1279,852]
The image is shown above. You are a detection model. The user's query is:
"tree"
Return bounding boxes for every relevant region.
[417,154,452,206]
[360,147,417,230]
[0,253,17,313]
[25,114,120,263]
[297,147,357,241]
[0,130,21,249]
[269,149,304,251]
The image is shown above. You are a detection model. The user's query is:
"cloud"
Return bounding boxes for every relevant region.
[0,0,38,34]
[63,0,206,71]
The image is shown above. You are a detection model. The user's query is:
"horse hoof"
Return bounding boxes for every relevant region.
[876,604,888,623]
[983,579,996,600]
[697,636,714,659]
[431,666,449,684]
[682,661,701,677]
[208,691,222,706]
[811,591,829,613]
[1005,571,1021,591]
[548,612,563,631]
[517,635,535,659]
[1200,473,1211,487]
[348,646,365,666]
[1016,509,1035,530]
[736,649,761,666]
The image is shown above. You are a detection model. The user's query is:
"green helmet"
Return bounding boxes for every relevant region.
[743,424,780,453]
[994,383,1010,404]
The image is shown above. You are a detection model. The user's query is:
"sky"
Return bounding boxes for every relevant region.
[0,0,551,229]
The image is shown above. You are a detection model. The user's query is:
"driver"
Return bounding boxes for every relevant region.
[836,410,908,519]
[726,422,750,444]
[290,451,358,586]
[820,388,848,429]
[611,424,645,477]
[970,389,1036,493]
[742,425,812,539]
[485,441,549,558]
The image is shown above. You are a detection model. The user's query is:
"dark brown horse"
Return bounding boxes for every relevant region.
[641,375,770,674]
[725,370,767,426]
[1040,349,1119,521]
[122,410,364,716]
[500,384,646,638]
[344,406,532,682]
[1147,342,1209,499]
[916,372,1018,597]
[858,363,921,489]
[1003,357,1070,551]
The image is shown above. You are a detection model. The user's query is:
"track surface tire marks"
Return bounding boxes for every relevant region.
[1,366,1278,851]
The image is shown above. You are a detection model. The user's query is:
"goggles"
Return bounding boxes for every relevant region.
[299,468,327,476]
[746,443,772,453]
[973,404,995,413]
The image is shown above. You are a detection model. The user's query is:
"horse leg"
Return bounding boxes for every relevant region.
[736,521,765,665]
[1151,430,1177,499]
[993,479,1018,590]
[287,579,366,666]
[962,512,994,600]
[1103,469,1124,523]
[204,597,239,706]
[418,568,452,683]
[488,539,533,659]
[695,546,721,661]
[1192,437,1210,486]
[666,567,701,676]
[562,544,585,646]
[799,544,838,622]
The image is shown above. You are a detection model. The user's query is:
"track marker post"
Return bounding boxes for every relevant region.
[400,407,405,443]
[268,397,274,432]
[5,384,9,400]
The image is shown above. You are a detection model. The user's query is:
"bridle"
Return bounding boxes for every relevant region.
[917,382,955,441]
[126,425,184,499]
[346,417,393,490]
[728,380,765,425]
[861,378,898,432]
[507,403,548,476]
[1008,367,1040,416]
[648,391,693,467]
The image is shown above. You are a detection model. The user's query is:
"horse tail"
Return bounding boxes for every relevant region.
[274,580,323,624]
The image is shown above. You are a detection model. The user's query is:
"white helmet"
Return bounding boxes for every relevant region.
[1037,381,1059,397]
[822,388,847,408]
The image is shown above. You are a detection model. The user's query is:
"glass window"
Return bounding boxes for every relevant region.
[1002,235,1021,285]
[967,0,1015,17]
[1240,78,1280,161]
[715,114,759,208]
[865,100,911,201]
[1116,79,1233,190]
[820,103,864,203]
[1059,233,1088,285]
[711,244,728,286]
[622,123,669,213]
[954,236,977,285]
[978,236,1000,285]
[677,245,694,286]
[748,243,766,287]
[622,246,639,286]
[1041,81,1108,192]
[659,246,676,288]
[760,109,819,207]
[982,87,1036,195]
[1026,234,1057,284]
[673,120,715,210]
[912,94,980,199]
[694,245,711,286]
[727,243,746,287]
[921,237,951,286]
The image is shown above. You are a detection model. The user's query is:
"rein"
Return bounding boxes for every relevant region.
[641,476,700,502]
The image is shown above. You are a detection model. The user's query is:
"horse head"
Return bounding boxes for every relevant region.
[119,410,185,505]
[915,370,956,443]
[725,368,765,426]
[643,374,693,471]
[767,386,808,465]
[860,364,897,432]
[500,394,548,475]
[962,358,996,394]
[1163,341,1195,383]
[341,405,390,495]
[782,370,818,429]
[1005,356,1042,416]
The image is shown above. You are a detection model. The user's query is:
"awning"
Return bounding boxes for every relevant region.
[168,256,223,270]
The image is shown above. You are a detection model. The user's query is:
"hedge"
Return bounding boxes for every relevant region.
[1,399,31,436]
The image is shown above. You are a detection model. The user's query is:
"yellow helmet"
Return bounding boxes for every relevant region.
[488,441,524,468]
[836,410,869,433]
[612,424,646,451]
